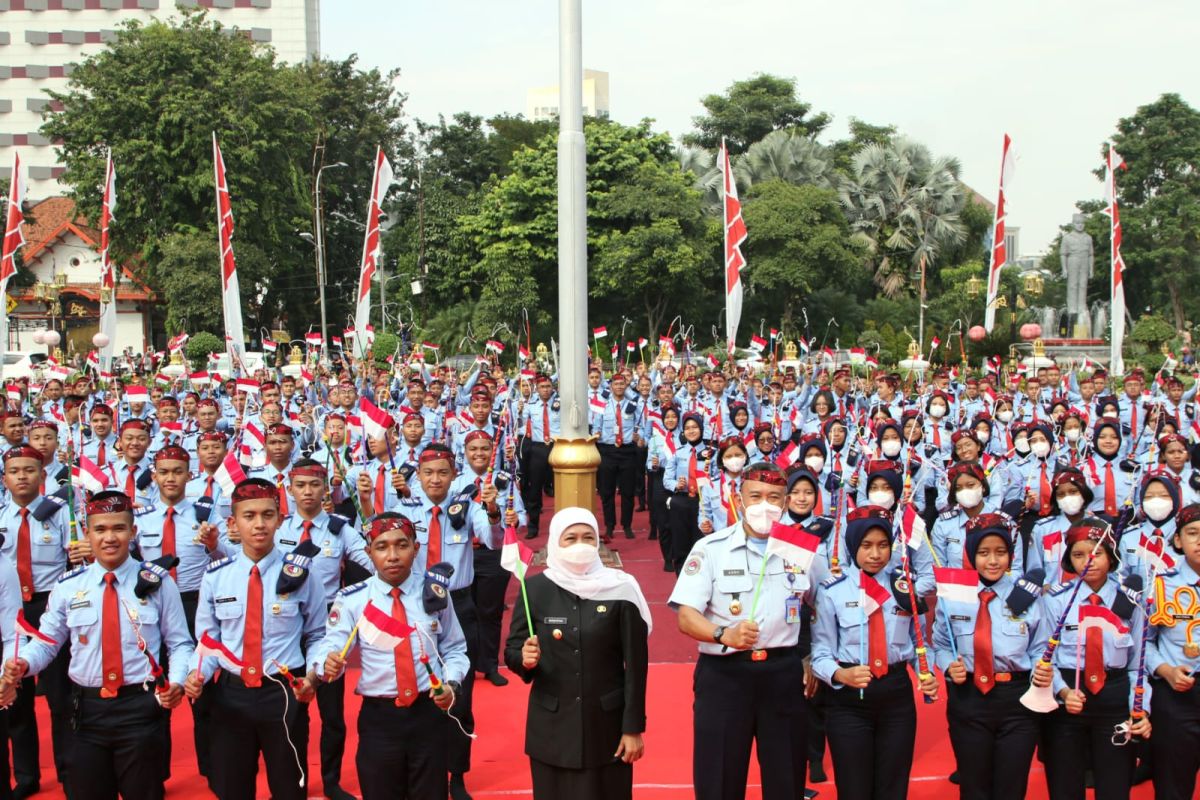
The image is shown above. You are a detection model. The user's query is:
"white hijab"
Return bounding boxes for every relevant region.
[545,507,654,633]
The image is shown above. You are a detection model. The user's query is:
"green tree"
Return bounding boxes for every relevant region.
[734,131,833,190]
[684,74,831,155]
[184,331,223,370]
[740,181,863,329]
[156,230,272,336]
[829,118,897,176]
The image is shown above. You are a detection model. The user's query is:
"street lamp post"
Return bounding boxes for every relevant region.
[311,161,346,353]
[547,0,601,510]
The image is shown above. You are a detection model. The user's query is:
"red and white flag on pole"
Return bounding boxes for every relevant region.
[195,632,246,675]
[1078,603,1129,637]
[860,572,891,615]
[721,139,747,356]
[358,601,415,649]
[353,147,395,358]
[765,522,819,571]
[72,454,111,494]
[1,152,26,378]
[213,134,246,366]
[984,134,1014,332]
[500,527,533,578]
[214,450,248,496]
[749,334,767,353]
[1104,143,1128,374]
[16,609,55,647]
[98,150,118,370]
[359,397,394,440]
[934,567,978,605]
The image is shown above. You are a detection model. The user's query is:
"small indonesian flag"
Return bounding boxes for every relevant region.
[72,454,111,494]
[774,441,800,469]
[300,368,314,385]
[658,335,674,353]
[500,527,534,577]
[765,522,820,571]
[358,601,415,649]
[626,341,636,353]
[423,341,439,352]
[160,421,183,438]
[214,451,248,496]
[305,332,323,347]
[48,365,70,379]
[344,327,356,340]
[485,340,505,354]
[929,337,941,352]
[638,337,648,350]
[770,328,779,341]
[332,336,343,348]
[896,504,924,551]
[15,610,55,647]
[196,631,246,674]
[1041,531,1065,565]
[1137,533,1176,573]
[359,397,394,440]
[934,567,978,605]
[749,334,767,353]
[235,378,260,396]
[798,337,810,354]
[262,338,277,353]
[189,371,210,386]
[588,395,606,414]
[866,354,879,368]
[860,571,891,615]
[520,368,536,380]
[518,345,530,361]
[154,373,171,386]
[1078,604,1130,637]
[592,326,607,339]
[124,384,149,403]
[167,333,189,352]
[705,354,719,369]
[87,351,100,369]
[821,346,835,362]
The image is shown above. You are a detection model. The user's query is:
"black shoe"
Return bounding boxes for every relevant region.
[325,785,358,800]
[809,759,827,783]
[484,670,509,687]
[804,790,820,799]
[636,502,647,512]
[663,560,674,572]
[949,770,960,785]
[523,529,537,540]
[648,529,658,540]
[623,527,634,539]
[449,773,473,800]
[603,529,614,543]
[13,783,39,800]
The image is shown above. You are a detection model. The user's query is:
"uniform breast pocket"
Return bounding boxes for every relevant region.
[265,601,300,634]
[834,604,864,648]
[715,571,753,597]
[32,541,63,565]
[889,610,913,644]
[129,604,160,627]
[1000,619,1029,639]
[214,602,244,623]
[67,605,98,639]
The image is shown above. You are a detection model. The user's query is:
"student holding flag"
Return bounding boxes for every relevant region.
[669,463,817,800]
[506,506,649,800]
[313,513,467,800]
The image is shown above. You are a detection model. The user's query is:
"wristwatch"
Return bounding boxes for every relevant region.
[445,680,462,695]
[712,626,726,645]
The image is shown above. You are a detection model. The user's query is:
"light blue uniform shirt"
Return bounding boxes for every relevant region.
[23,556,194,687]
[189,547,326,681]
[185,473,231,522]
[274,512,374,603]
[0,500,71,594]
[311,572,469,696]
[1117,520,1176,582]
[811,565,918,689]
[1147,561,1200,678]
[596,395,641,447]
[396,495,502,592]
[932,573,1045,673]
[134,498,227,593]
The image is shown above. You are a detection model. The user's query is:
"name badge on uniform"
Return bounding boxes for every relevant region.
[723,569,745,577]
[543,617,567,625]
[950,614,971,622]
[785,596,801,624]
[280,539,297,547]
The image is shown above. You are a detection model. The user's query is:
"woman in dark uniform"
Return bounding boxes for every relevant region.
[504,507,651,800]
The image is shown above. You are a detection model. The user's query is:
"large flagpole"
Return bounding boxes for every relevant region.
[984,134,1013,332]
[1,152,26,380]
[1104,143,1127,374]
[98,149,118,371]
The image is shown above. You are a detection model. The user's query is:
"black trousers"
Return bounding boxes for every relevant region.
[472,547,510,676]
[633,444,649,505]
[668,492,701,572]
[314,673,347,788]
[825,664,917,800]
[647,468,670,558]
[179,590,214,779]
[68,687,167,800]
[1149,676,1200,800]
[946,676,1040,799]
[208,673,308,800]
[1041,670,1133,800]
[692,650,807,800]
[448,587,479,775]
[9,591,72,792]
[356,696,447,799]
[519,441,552,535]
[530,756,632,800]
[596,444,637,532]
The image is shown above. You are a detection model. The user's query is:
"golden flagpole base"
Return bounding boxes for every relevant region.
[548,435,601,511]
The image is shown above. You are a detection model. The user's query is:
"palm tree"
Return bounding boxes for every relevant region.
[734,130,832,189]
[839,138,967,297]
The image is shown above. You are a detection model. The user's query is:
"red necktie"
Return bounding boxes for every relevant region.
[974,588,996,694]
[243,565,263,687]
[427,506,443,566]
[933,424,942,449]
[389,587,418,706]
[1084,594,1105,694]
[1039,463,1052,516]
[814,489,824,516]
[375,464,387,515]
[1104,462,1117,517]
[868,592,888,679]
[97,439,106,467]
[275,473,288,515]
[16,508,32,602]
[101,572,123,697]
[1130,404,1138,439]
[204,475,215,498]
[163,508,177,579]
[687,449,698,496]
[125,464,136,499]
[543,403,550,442]
[300,519,313,543]
[615,403,624,446]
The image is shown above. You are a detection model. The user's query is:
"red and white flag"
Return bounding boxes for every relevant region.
[15,610,55,646]
[638,337,648,350]
[124,385,149,403]
[765,522,819,571]
[517,344,530,361]
[1103,143,1128,374]
[195,631,246,674]
[984,134,1014,332]
[358,601,415,649]
[895,503,925,551]
[72,454,111,494]
[500,527,534,577]
[154,372,171,387]
[188,371,210,386]
[658,335,674,354]
[98,150,118,370]
[485,340,505,354]
[934,566,978,605]
[705,354,719,370]
[262,338,277,354]
[798,337,810,355]
[773,441,800,469]
[167,332,189,352]
[212,134,246,366]
[1078,603,1129,637]
[239,421,267,467]
[1041,530,1065,567]
[721,138,748,356]
[749,334,767,353]
[1137,533,1176,573]
[353,147,395,358]
[588,395,606,415]
[592,326,607,339]
[1,152,26,372]
[214,450,248,495]
[423,341,440,352]
[305,332,323,348]
[234,378,260,396]
[860,572,891,615]
[359,397,394,441]
[929,337,941,353]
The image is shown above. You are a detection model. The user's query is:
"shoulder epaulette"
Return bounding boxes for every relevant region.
[1048,581,1072,596]
[821,572,847,588]
[399,497,422,507]
[57,564,87,583]
[938,508,959,521]
[206,557,233,573]
[134,503,157,518]
[327,514,350,535]
[337,580,369,598]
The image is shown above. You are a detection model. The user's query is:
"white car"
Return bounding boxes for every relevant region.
[0,351,50,380]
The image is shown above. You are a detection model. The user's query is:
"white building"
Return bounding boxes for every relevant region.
[0,0,320,196]
[526,69,609,122]
[9,196,155,356]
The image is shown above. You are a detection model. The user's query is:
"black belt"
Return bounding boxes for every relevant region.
[362,694,432,708]
[216,667,305,688]
[73,683,151,700]
[703,646,799,663]
[838,662,909,676]
[1058,667,1128,683]
[963,670,1030,685]
[529,440,552,447]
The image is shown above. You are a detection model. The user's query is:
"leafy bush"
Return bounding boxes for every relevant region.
[185,332,222,371]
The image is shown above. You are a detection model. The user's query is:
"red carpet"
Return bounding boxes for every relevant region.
[22,502,1155,798]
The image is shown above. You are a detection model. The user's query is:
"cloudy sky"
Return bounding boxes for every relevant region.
[323,0,1199,255]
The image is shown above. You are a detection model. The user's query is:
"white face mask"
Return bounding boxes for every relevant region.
[1057,494,1085,516]
[975,430,990,444]
[1030,440,1051,459]
[723,456,746,473]
[805,455,825,473]
[881,440,902,458]
[1143,496,1174,523]
[929,404,947,419]
[556,542,598,575]
[1014,437,1030,455]
[868,489,896,510]
[997,410,1014,423]
[743,501,783,534]
[1064,429,1081,443]
[956,487,983,509]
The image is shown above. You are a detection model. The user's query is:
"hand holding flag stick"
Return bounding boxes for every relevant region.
[501,527,535,633]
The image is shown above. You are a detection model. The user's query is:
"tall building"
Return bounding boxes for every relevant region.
[526,68,609,122]
[0,0,320,195]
